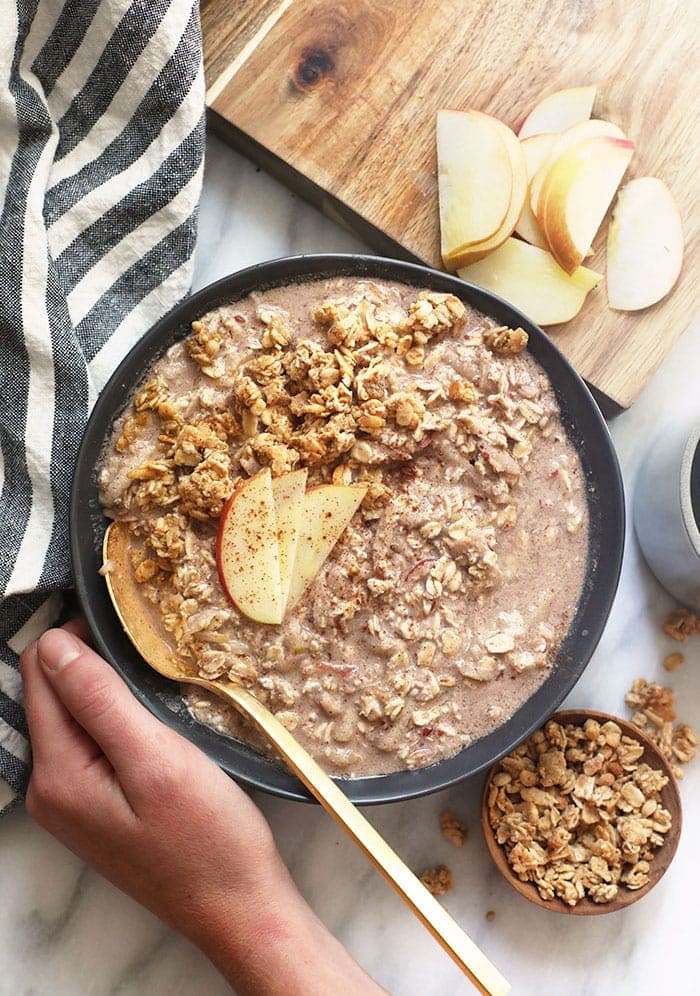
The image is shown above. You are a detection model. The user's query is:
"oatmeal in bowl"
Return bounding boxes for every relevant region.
[73,255,624,803]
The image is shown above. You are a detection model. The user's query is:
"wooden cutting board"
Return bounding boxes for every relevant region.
[201,0,698,410]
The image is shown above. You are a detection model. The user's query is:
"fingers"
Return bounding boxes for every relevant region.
[35,628,164,775]
[21,638,135,838]
[20,640,102,773]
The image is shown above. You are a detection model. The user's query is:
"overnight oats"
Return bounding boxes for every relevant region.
[99,278,589,777]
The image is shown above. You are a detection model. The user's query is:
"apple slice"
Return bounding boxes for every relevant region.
[515,134,555,248]
[529,119,626,219]
[457,237,602,326]
[518,85,596,139]
[286,484,367,611]
[539,135,635,273]
[217,468,284,625]
[437,108,513,268]
[607,177,684,311]
[271,468,308,609]
[449,112,528,267]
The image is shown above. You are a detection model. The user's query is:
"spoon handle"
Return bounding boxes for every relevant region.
[210,679,510,996]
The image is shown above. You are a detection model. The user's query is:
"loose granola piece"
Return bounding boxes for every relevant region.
[419,864,453,896]
[440,811,467,847]
[484,325,529,355]
[663,652,685,672]
[663,607,700,641]
[625,679,675,722]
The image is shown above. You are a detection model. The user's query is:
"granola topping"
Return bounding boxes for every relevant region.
[99,277,588,777]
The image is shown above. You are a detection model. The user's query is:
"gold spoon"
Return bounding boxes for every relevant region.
[103,521,509,996]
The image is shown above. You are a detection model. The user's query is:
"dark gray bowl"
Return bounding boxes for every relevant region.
[70,253,624,805]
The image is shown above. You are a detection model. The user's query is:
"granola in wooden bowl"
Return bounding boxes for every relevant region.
[481,710,682,913]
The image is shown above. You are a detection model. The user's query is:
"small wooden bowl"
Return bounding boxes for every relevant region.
[481,710,682,915]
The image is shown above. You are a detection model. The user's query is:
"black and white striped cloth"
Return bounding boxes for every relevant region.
[0,0,205,813]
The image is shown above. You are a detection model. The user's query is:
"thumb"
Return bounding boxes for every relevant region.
[37,627,162,772]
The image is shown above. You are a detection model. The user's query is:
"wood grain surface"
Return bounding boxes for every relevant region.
[202,0,698,408]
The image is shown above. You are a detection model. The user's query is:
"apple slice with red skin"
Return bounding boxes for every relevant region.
[448,111,528,267]
[538,135,635,273]
[286,484,368,612]
[607,177,684,311]
[437,108,514,268]
[216,467,284,625]
[518,85,596,139]
[271,467,308,609]
[529,118,627,220]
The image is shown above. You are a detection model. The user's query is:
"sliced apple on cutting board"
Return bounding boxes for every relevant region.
[285,484,368,612]
[437,108,514,269]
[518,85,597,139]
[537,135,635,273]
[607,177,684,311]
[451,112,529,266]
[458,237,602,326]
[515,134,555,248]
[271,467,308,609]
[217,468,284,625]
[529,118,627,221]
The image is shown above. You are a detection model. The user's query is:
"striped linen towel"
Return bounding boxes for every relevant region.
[0,0,205,813]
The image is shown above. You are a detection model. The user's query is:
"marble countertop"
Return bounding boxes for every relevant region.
[2,134,698,996]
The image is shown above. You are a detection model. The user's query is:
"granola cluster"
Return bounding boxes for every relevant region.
[663,607,700,642]
[625,678,698,779]
[440,810,467,847]
[487,717,673,906]
[420,864,453,896]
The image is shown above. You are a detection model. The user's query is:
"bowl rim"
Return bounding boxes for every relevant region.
[70,252,625,805]
[680,424,700,557]
[480,708,683,914]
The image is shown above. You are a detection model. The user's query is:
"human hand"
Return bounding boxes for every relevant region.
[21,623,383,996]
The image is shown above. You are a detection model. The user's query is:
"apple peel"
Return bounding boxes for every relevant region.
[529,119,627,220]
[216,468,284,625]
[539,135,635,273]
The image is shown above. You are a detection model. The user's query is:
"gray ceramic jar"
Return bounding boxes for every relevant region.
[634,420,700,611]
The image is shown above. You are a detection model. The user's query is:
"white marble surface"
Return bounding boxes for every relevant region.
[2,133,699,996]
